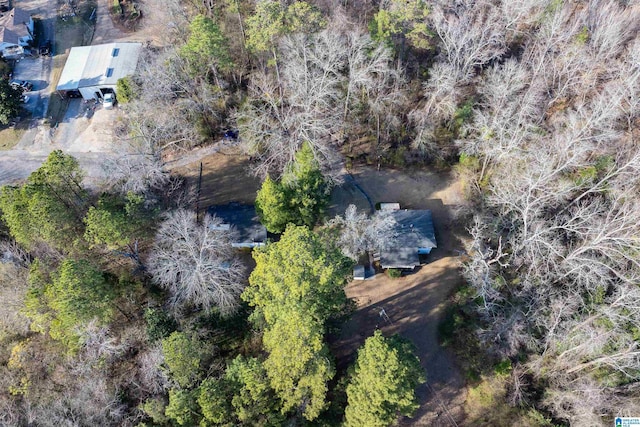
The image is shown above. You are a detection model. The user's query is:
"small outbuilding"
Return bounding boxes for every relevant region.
[380,209,437,269]
[208,203,267,249]
[56,42,142,100]
[379,202,400,211]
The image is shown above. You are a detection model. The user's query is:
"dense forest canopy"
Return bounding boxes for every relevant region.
[0,0,639,425]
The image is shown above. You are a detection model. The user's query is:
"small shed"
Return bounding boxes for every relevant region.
[208,203,267,248]
[380,209,437,269]
[56,42,142,100]
[353,265,366,281]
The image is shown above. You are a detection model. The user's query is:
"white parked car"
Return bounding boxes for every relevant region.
[103,93,115,110]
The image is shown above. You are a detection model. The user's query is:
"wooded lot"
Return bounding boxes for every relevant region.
[0,0,639,425]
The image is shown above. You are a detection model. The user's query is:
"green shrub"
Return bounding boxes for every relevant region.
[575,26,589,44]
[112,0,122,15]
[162,332,204,389]
[438,308,465,347]
[165,389,201,425]
[493,359,512,376]
[387,268,402,278]
[140,398,168,424]
[144,308,177,342]
[115,76,136,103]
[451,100,474,131]
[387,146,407,167]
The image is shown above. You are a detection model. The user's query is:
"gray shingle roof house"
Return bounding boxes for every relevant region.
[0,8,34,58]
[380,209,437,269]
[208,203,267,248]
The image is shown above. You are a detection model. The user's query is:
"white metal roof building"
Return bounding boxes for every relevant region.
[56,42,142,100]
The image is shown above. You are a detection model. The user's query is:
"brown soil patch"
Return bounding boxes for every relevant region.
[169,149,261,209]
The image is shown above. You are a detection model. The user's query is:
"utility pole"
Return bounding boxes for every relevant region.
[195,162,203,223]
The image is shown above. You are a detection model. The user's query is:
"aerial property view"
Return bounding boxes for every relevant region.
[0,0,639,426]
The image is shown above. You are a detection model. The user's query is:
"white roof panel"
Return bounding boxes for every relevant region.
[56,42,142,91]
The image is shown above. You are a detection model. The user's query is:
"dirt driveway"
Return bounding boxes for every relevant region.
[169,145,262,208]
[331,165,469,426]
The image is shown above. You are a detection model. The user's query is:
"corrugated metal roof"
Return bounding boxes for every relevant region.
[57,42,142,91]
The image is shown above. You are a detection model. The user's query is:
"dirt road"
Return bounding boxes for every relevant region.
[0,104,119,187]
[91,0,127,45]
[0,149,113,187]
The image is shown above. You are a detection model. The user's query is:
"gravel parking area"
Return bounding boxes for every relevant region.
[11,0,56,119]
[12,56,52,119]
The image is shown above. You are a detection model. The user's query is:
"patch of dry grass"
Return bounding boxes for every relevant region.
[464,374,556,426]
[0,127,26,150]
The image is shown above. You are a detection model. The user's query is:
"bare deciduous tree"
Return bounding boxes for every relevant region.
[147,209,246,315]
[237,24,403,177]
[237,31,345,177]
[0,241,31,336]
[327,205,397,261]
[136,343,169,395]
[452,1,640,422]
[431,0,507,82]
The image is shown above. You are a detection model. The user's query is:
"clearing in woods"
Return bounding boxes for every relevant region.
[331,165,469,426]
[173,154,469,425]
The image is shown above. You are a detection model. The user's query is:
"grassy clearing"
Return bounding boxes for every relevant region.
[0,127,27,150]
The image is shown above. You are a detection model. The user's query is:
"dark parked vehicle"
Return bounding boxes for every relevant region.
[11,80,33,92]
[224,129,239,140]
[39,40,52,56]
[21,81,33,91]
